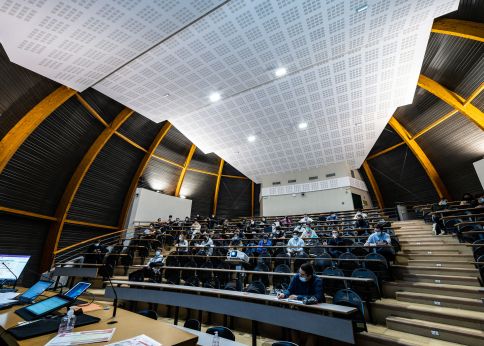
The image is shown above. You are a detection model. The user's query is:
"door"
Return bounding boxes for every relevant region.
[352,193,363,210]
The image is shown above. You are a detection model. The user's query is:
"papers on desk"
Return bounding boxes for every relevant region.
[44,328,115,345]
[0,292,19,304]
[278,298,303,304]
[107,334,161,346]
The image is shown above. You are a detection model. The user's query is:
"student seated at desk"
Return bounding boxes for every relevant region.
[354,214,369,229]
[277,263,324,303]
[287,231,305,256]
[257,234,272,255]
[301,225,318,239]
[431,198,448,235]
[299,214,313,224]
[147,250,164,267]
[364,224,395,262]
[476,194,484,209]
[280,215,292,226]
[323,230,345,258]
[353,210,368,219]
[196,235,214,256]
[176,233,189,253]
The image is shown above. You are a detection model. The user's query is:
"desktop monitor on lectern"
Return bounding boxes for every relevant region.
[0,255,31,285]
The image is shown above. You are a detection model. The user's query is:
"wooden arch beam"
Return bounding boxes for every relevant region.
[388,117,450,200]
[118,122,172,228]
[175,144,196,197]
[418,75,484,131]
[0,86,76,174]
[40,108,133,271]
[212,159,225,216]
[431,18,484,42]
[362,161,384,209]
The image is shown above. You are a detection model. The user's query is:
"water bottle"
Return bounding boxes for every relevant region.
[211,331,220,346]
[58,307,76,334]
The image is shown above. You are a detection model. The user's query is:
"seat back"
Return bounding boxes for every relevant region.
[137,309,158,320]
[206,326,236,341]
[350,268,380,301]
[332,288,367,332]
[321,266,346,297]
[184,319,201,331]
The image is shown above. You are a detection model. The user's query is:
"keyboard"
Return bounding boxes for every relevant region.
[0,288,17,293]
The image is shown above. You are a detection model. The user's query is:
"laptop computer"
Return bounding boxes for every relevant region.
[0,280,53,309]
[15,281,91,321]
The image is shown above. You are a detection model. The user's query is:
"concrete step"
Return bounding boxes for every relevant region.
[401,249,468,256]
[386,317,484,346]
[392,264,478,277]
[383,281,484,300]
[396,291,484,312]
[402,247,471,255]
[358,326,464,346]
[406,260,476,269]
[397,236,455,244]
[402,273,481,286]
[372,298,484,330]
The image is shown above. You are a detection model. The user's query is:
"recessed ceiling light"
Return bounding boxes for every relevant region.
[209,92,221,102]
[356,4,368,13]
[247,135,256,142]
[275,67,287,77]
[162,93,170,98]
[298,122,308,129]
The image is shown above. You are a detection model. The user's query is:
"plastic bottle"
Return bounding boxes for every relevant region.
[58,307,76,334]
[211,331,220,346]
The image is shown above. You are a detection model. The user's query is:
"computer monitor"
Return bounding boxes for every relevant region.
[0,255,30,281]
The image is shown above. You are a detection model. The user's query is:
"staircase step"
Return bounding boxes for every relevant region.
[399,254,474,261]
[407,260,476,269]
[358,326,464,346]
[392,264,478,276]
[383,281,484,300]
[396,291,484,312]
[372,299,484,330]
[402,273,480,286]
[402,248,467,255]
[386,317,484,346]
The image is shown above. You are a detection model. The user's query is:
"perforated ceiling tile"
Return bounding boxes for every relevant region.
[0,0,459,183]
[0,0,225,90]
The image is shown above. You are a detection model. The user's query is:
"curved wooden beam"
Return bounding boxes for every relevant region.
[0,86,76,174]
[212,159,225,215]
[431,18,484,42]
[362,161,384,209]
[388,117,450,200]
[40,108,133,271]
[118,122,172,228]
[418,75,484,131]
[175,144,197,197]
[367,142,405,160]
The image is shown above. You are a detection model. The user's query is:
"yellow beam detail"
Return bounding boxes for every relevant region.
[212,159,225,215]
[362,161,384,209]
[418,75,484,131]
[64,219,119,230]
[175,144,197,197]
[0,86,76,174]
[75,94,109,127]
[389,117,450,199]
[221,174,247,180]
[118,122,172,228]
[0,205,57,221]
[367,142,405,160]
[431,18,484,42]
[114,132,148,152]
[187,167,218,176]
[41,108,134,271]
[152,154,184,168]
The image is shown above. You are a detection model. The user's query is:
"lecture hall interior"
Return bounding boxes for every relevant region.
[0,0,483,345]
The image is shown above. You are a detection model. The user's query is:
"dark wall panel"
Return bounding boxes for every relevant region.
[154,127,192,165]
[368,145,439,206]
[79,88,125,124]
[58,225,109,251]
[0,213,49,286]
[139,159,182,196]
[189,149,220,173]
[222,161,246,176]
[253,183,261,217]
[367,125,403,157]
[68,136,145,226]
[0,44,59,140]
[217,178,251,218]
[181,172,216,218]
[0,98,104,215]
[118,113,163,149]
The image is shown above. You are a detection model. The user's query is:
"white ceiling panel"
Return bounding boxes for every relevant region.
[0,0,225,90]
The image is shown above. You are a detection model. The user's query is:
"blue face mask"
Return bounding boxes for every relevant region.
[299,275,308,282]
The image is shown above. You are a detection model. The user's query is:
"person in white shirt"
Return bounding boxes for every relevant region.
[176,233,189,253]
[299,214,313,224]
[287,231,305,256]
[353,210,368,219]
[190,220,202,239]
[146,250,164,267]
[197,235,214,256]
[301,225,318,239]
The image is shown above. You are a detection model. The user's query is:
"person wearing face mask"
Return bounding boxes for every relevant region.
[298,214,313,224]
[257,234,272,255]
[197,235,214,256]
[147,249,164,268]
[431,198,448,235]
[354,214,369,230]
[301,225,318,239]
[324,230,345,258]
[364,224,395,262]
[176,233,189,253]
[475,194,484,209]
[353,210,368,219]
[277,263,324,302]
[287,231,305,256]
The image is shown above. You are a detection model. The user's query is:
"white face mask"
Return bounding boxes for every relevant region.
[155,251,161,256]
[179,236,183,241]
[293,235,298,239]
[479,198,484,203]
[332,233,338,238]
[299,275,308,282]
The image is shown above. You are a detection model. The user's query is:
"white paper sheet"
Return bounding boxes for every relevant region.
[44,328,115,346]
[106,334,161,346]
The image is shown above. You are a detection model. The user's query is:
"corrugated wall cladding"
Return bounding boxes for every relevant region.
[67,136,145,226]
[0,98,104,215]
[118,113,164,149]
[0,214,49,286]
[58,225,109,250]
[445,0,484,22]
[416,115,484,198]
[79,88,125,124]
[367,125,403,156]
[420,33,483,97]
[217,178,251,218]
[154,127,192,165]
[368,145,439,206]
[189,149,220,173]
[0,45,59,140]
[181,171,216,217]
[222,161,245,176]
[394,88,455,135]
[139,159,182,196]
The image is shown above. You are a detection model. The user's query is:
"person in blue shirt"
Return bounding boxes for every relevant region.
[256,234,272,254]
[364,223,395,262]
[277,263,325,303]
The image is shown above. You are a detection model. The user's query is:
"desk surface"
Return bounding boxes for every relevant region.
[0,299,197,346]
[174,325,246,346]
